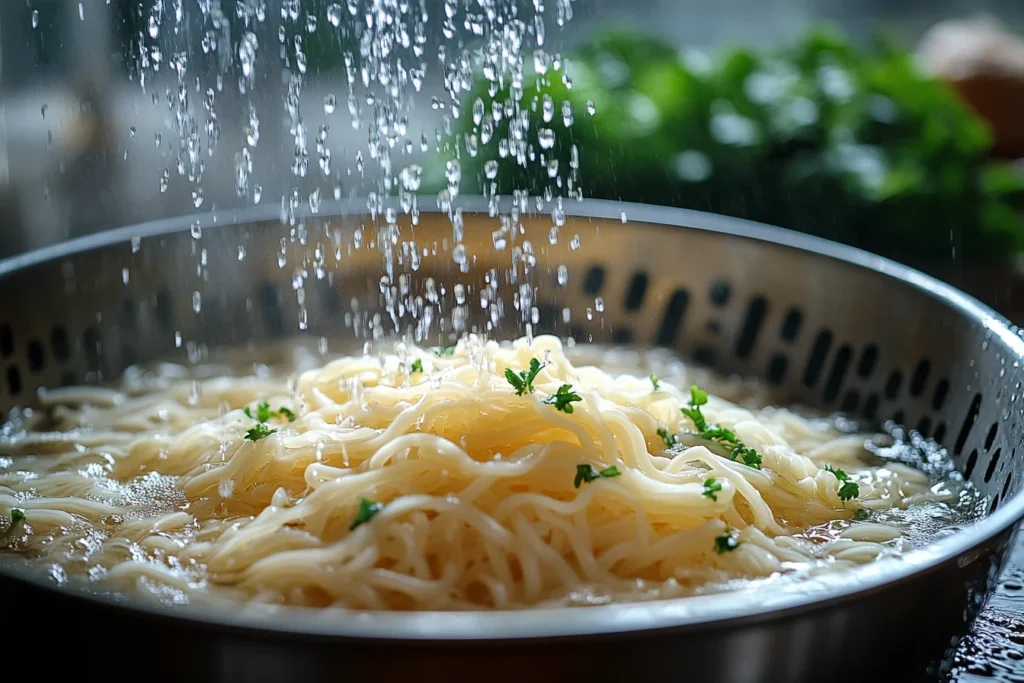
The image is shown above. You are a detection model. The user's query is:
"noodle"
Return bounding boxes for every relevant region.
[0,335,969,609]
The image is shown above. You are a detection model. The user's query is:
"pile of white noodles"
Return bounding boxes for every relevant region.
[0,335,954,609]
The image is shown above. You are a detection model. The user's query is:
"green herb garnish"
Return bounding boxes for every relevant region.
[731,445,763,469]
[650,374,660,391]
[714,530,740,554]
[681,385,762,469]
[505,358,545,396]
[656,428,675,449]
[679,385,709,432]
[4,509,25,539]
[245,423,277,442]
[544,384,583,413]
[245,402,296,423]
[410,358,424,373]
[702,477,722,502]
[853,508,871,521]
[349,498,384,530]
[823,464,860,501]
[433,346,456,356]
[574,464,622,488]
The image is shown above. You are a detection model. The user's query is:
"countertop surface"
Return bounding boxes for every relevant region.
[949,524,1024,682]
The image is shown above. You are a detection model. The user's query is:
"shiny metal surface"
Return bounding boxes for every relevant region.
[1,199,1023,681]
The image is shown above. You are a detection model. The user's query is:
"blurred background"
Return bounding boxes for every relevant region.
[3,0,1024,318]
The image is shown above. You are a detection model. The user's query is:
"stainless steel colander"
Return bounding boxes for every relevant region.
[1,199,1022,683]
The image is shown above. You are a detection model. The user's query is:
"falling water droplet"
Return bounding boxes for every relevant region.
[327,3,343,26]
[324,94,337,114]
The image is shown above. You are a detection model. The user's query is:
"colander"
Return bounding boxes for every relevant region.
[1,199,1022,683]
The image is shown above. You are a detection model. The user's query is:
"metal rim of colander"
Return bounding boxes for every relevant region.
[1,197,1023,641]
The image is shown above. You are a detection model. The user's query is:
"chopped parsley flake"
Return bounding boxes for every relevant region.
[649,374,660,391]
[853,508,871,521]
[656,428,675,449]
[824,465,860,501]
[679,385,709,432]
[544,384,583,413]
[4,509,24,539]
[574,464,622,488]
[245,401,296,423]
[349,498,383,530]
[714,530,741,554]
[702,477,722,502]
[245,423,277,442]
[682,385,762,469]
[433,346,456,356]
[410,359,424,373]
[505,358,545,396]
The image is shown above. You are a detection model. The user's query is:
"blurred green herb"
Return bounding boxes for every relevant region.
[451,25,1024,264]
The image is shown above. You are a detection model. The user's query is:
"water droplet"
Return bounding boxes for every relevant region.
[324,94,337,114]
[400,165,423,191]
[538,128,555,149]
[557,265,569,286]
[484,160,499,179]
[586,100,596,116]
[192,291,202,313]
[327,3,343,26]
[562,101,574,127]
[31,10,39,28]
[542,95,554,123]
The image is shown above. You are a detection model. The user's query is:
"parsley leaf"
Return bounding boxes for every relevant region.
[574,464,622,488]
[410,358,424,373]
[349,498,383,530]
[433,346,456,356]
[731,445,763,469]
[246,402,295,423]
[823,465,859,501]
[714,530,740,554]
[649,374,660,391]
[838,481,860,501]
[255,401,274,423]
[680,384,709,432]
[822,464,848,481]
[4,509,24,539]
[505,358,545,396]
[701,426,739,446]
[656,428,675,449]
[853,508,871,521]
[245,423,277,442]
[681,385,762,470]
[544,383,583,413]
[702,477,722,501]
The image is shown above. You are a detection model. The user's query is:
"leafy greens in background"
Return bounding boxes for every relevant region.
[451,26,1024,264]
